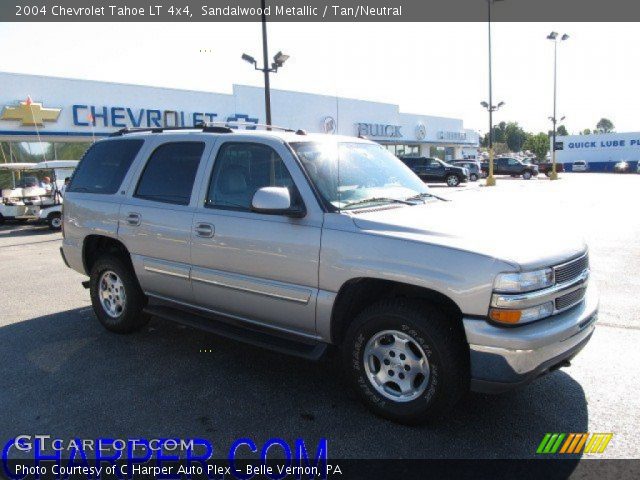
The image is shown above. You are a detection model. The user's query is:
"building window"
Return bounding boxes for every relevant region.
[383,144,420,157]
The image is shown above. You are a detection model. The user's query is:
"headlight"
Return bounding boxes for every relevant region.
[489,301,554,325]
[494,268,554,293]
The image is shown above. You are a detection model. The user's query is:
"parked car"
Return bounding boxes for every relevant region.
[572,160,589,172]
[399,157,468,186]
[614,161,631,173]
[451,160,482,181]
[537,162,565,177]
[480,157,539,179]
[61,126,597,424]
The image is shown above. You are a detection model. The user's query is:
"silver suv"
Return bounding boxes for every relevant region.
[60,126,598,424]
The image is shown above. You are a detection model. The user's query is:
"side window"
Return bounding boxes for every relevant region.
[134,142,205,206]
[414,158,427,168]
[508,158,518,166]
[68,139,143,194]
[206,142,301,212]
[427,159,440,168]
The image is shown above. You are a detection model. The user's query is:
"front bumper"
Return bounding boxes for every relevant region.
[464,282,598,393]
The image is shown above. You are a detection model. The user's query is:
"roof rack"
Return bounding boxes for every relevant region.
[109,125,233,137]
[204,121,298,132]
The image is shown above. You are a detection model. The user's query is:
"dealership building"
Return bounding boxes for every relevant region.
[0,71,479,162]
[556,132,640,172]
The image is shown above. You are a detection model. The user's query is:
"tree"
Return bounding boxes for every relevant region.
[596,118,614,133]
[580,128,592,135]
[505,122,528,153]
[556,125,569,136]
[523,132,549,161]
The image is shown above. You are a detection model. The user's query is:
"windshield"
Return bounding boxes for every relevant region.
[291,142,429,210]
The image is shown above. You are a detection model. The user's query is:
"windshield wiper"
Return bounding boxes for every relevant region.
[406,192,450,202]
[343,197,415,209]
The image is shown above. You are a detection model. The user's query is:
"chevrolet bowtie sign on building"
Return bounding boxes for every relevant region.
[0,97,61,126]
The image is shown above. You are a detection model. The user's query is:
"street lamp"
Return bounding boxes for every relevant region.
[481,100,505,185]
[483,0,504,187]
[241,0,290,127]
[547,31,569,180]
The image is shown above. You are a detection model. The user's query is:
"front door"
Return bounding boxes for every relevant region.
[190,139,322,336]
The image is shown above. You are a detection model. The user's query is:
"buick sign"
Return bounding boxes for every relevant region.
[356,122,402,138]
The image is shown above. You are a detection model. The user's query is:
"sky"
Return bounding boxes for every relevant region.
[0,22,638,136]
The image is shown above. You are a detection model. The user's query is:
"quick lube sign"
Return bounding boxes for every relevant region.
[568,139,640,149]
[565,135,640,150]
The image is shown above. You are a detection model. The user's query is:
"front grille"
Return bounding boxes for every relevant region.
[554,254,589,284]
[555,287,586,311]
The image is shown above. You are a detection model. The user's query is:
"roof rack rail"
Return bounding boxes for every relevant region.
[204,121,296,132]
[109,125,234,137]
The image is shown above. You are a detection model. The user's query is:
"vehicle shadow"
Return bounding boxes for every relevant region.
[0,223,55,239]
[0,308,587,461]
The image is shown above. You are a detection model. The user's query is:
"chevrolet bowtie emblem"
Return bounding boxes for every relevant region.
[1,100,61,126]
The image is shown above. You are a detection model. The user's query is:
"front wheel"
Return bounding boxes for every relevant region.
[342,299,468,424]
[522,171,532,180]
[89,255,150,333]
[445,174,460,187]
[470,173,478,182]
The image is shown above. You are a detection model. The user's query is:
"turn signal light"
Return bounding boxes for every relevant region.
[489,309,522,324]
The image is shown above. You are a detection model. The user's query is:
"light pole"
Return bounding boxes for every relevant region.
[481,101,505,185]
[242,0,289,127]
[547,31,569,180]
[483,0,504,187]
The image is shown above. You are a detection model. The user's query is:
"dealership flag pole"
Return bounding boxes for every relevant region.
[26,96,47,162]
[87,113,96,144]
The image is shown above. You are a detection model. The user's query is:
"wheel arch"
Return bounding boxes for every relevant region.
[330,277,464,345]
[83,234,132,275]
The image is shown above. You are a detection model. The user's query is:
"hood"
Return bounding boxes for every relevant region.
[349,200,587,270]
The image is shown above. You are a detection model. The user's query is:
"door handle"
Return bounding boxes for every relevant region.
[195,223,214,238]
[126,212,141,226]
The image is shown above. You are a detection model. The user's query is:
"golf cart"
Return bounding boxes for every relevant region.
[0,160,78,229]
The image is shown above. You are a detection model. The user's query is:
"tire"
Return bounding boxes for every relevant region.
[545,171,551,177]
[89,254,150,333]
[47,212,62,230]
[522,171,532,180]
[470,173,478,182]
[342,299,468,425]
[445,174,460,187]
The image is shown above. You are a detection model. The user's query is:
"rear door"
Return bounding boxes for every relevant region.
[117,137,213,302]
[494,158,507,174]
[189,137,323,336]
[424,158,445,181]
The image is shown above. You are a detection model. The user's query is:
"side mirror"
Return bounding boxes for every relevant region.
[251,187,305,218]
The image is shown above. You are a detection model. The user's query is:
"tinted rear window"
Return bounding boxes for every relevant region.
[68,139,144,194]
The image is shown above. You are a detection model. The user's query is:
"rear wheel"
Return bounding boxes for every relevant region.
[47,212,62,230]
[445,174,460,187]
[342,299,468,424]
[89,255,150,333]
[522,171,532,180]
[470,173,478,182]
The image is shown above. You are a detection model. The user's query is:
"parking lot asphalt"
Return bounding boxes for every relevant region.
[1,173,638,459]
